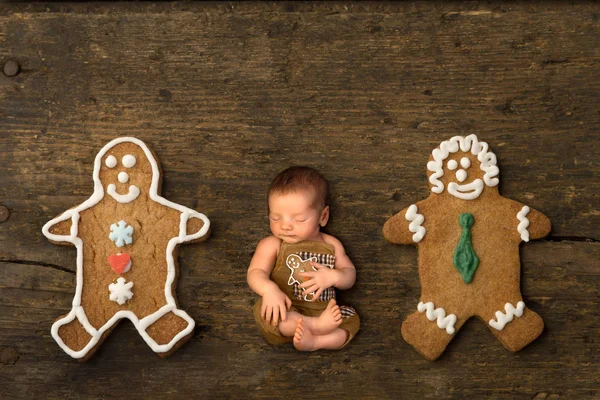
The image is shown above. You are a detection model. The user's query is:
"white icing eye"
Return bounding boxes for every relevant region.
[118,172,129,183]
[447,160,458,170]
[456,169,467,182]
[105,155,117,169]
[460,157,471,169]
[122,155,136,168]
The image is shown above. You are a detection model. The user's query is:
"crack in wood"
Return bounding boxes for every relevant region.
[545,236,600,244]
[0,259,75,274]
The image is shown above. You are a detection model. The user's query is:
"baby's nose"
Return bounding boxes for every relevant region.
[281,221,293,230]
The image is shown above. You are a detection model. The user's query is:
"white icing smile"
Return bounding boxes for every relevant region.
[107,184,140,203]
[448,179,484,200]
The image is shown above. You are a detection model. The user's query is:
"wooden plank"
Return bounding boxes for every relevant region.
[0,240,598,398]
[0,2,598,399]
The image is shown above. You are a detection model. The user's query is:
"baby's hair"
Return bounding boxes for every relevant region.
[268,166,330,209]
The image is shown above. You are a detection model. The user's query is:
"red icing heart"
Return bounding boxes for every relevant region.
[108,253,132,274]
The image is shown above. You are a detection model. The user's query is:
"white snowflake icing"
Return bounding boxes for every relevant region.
[109,220,133,247]
[109,277,134,305]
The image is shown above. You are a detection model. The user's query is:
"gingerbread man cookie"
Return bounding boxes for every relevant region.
[286,254,319,301]
[383,135,551,360]
[42,137,210,360]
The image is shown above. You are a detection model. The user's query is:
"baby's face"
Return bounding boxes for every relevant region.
[268,190,327,244]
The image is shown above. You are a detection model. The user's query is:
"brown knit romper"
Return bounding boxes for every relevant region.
[252,240,360,348]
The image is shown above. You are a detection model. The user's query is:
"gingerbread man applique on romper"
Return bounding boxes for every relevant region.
[383,134,551,361]
[42,137,210,360]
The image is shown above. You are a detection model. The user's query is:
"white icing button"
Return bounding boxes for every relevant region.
[456,169,467,182]
[105,155,117,169]
[122,154,136,168]
[460,157,471,169]
[447,160,458,170]
[118,171,129,183]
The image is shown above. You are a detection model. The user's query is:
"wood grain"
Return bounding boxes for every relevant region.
[0,2,598,399]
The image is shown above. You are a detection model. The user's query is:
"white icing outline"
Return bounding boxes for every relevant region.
[489,301,525,331]
[107,184,140,203]
[405,204,426,243]
[456,169,467,183]
[286,254,319,301]
[418,301,457,335]
[517,206,530,242]
[109,277,134,305]
[42,137,210,359]
[118,171,129,183]
[122,154,136,168]
[427,134,499,199]
[105,155,117,168]
[448,180,484,200]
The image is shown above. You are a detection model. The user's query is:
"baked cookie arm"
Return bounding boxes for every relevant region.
[524,206,551,241]
[512,201,551,242]
[180,210,211,243]
[383,204,426,245]
[42,211,78,245]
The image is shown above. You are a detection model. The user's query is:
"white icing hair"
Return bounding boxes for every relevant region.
[426,134,499,194]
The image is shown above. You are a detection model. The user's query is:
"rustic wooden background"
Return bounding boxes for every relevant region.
[1,2,598,399]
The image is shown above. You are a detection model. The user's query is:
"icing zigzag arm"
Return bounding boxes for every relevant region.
[514,202,551,242]
[524,206,551,241]
[383,203,427,245]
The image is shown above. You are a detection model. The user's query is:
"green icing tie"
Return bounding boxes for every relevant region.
[453,213,479,284]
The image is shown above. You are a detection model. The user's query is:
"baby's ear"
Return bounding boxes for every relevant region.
[319,206,330,227]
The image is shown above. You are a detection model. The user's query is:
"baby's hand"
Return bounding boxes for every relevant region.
[261,284,292,326]
[298,262,340,301]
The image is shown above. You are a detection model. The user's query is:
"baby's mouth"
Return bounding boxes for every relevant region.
[107,183,140,204]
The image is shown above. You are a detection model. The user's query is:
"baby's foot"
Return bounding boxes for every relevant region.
[293,318,317,351]
[312,299,343,335]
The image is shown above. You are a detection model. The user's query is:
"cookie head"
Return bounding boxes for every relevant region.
[95,138,160,204]
[426,135,500,200]
[286,254,303,270]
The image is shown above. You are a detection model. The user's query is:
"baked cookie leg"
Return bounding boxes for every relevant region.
[483,300,544,352]
[51,306,119,359]
[139,306,195,355]
[401,301,461,361]
[52,310,95,356]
